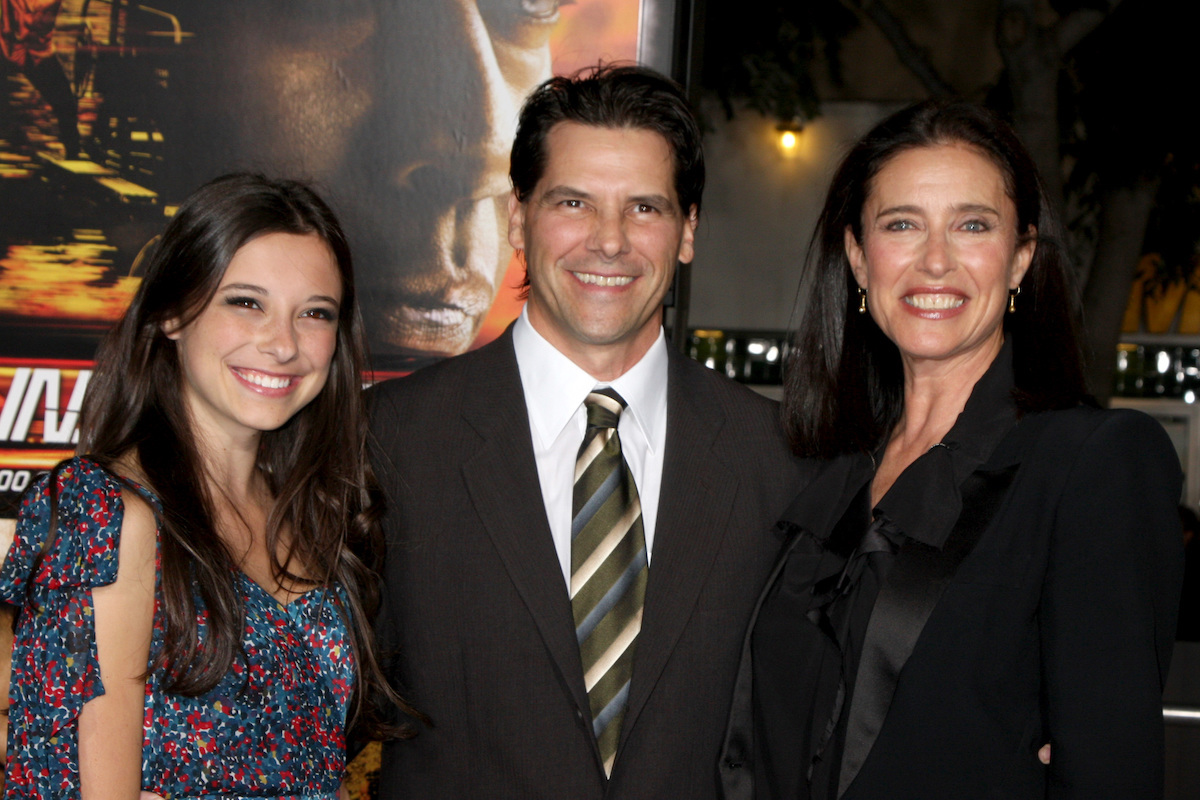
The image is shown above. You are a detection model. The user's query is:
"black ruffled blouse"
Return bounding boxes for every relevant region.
[750,345,1020,800]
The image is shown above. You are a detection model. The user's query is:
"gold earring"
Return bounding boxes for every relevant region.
[858,287,868,314]
[1008,286,1020,314]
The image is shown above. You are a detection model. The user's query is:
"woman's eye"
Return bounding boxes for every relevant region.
[303,308,338,322]
[224,296,260,310]
[885,219,914,231]
[962,219,990,232]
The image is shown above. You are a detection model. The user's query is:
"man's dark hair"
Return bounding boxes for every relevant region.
[510,63,705,214]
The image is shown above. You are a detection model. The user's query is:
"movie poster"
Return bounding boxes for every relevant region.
[0,0,642,515]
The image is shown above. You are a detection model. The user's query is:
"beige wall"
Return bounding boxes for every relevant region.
[689,101,900,331]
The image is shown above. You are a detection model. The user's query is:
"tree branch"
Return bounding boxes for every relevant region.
[843,0,955,97]
[1054,4,1116,55]
[1081,176,1161,401]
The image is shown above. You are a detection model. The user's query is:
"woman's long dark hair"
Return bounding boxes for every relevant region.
[783,100,1088,458]
[72,172,412,736]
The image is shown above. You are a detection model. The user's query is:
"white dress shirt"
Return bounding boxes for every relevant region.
[512,309,668,587]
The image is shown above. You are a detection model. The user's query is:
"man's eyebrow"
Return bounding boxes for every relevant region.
[540,185,593,202]
[630,194,677,211]
[539,187,678,212]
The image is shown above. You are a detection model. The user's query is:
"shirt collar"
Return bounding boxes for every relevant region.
[512,308,668,450]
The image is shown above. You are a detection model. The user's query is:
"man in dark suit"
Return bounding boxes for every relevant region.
[369,65,807,799]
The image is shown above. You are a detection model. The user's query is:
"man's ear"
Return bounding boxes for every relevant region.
[507,191,526,252]
[677,204,699,265]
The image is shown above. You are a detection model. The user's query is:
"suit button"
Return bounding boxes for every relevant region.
[576,708,585,722]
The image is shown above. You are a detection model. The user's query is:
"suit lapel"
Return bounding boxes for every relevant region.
[459,331,592,718]
[836,462,1019,797]
[621,351,737,740]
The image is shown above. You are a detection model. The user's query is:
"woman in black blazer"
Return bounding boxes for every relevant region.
[720,101,1184,799]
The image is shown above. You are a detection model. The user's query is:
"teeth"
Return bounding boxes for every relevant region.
[235,369,293,389]
[905,294,964,310]
[573,272,634,287]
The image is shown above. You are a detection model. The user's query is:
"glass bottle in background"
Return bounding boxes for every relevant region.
[1114,343,1144,397]
[689,330,727,374]
[1184,348,1200,403]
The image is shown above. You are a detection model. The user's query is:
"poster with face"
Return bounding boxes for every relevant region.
[0,0,645,513]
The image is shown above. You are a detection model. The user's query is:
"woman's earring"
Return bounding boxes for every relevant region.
[858,287,868,314]
[1008,286,1020,314]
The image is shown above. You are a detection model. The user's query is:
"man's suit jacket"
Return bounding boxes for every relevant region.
[719,404,1184,800]
[368,328,809,799]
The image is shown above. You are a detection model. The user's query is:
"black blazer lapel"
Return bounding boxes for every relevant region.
[458,332,592,719]
[621,350,736,740]
[720,452,873,800]
[837,463,1019,797]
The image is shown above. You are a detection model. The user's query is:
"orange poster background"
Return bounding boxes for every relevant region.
[0,0,643,514]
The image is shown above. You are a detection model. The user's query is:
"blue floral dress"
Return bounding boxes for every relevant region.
[0,458,354,800]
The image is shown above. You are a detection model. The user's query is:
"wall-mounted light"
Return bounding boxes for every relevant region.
[776,118,805,155]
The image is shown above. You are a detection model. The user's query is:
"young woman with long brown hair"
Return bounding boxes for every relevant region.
[1,173,408,800]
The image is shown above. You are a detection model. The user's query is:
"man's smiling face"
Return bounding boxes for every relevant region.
[507,122,697,375]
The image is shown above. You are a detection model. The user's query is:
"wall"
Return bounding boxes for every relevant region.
[689,100,900,331]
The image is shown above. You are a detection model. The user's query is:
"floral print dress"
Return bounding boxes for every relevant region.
[0,458,354,800]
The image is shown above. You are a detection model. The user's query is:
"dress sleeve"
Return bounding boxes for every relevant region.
[1041,409,1184,798]
[0,458,128,800]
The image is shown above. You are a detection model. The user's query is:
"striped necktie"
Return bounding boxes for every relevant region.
[570,388,648,777]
